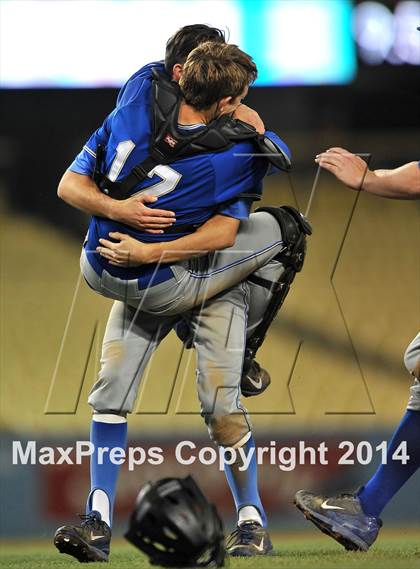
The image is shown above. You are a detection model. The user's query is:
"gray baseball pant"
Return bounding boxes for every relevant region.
[80,212,284,315]
[82,212,285,445]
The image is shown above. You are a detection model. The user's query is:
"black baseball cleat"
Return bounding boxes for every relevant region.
[294,490,382,552]
[241,360,271,397]
[54,511,111,563]
[226,522,273,557]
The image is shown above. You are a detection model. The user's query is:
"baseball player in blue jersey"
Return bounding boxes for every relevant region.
[57,25,270,397]
[295,149,420,551]
[54,35,310,562]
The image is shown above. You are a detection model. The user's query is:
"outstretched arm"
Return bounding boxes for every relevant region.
[315,147,420,200]
[96,214,240,267]
[366,162,420,199]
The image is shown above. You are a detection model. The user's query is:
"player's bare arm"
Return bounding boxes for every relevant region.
[233,104,265,134]
[57,104,264,234]
[96,214,240,266]
[368,161,420,199]
[57,170,176,233]
[59,169,245,258]
[315,146,420,199]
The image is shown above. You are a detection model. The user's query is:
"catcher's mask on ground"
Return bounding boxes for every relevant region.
[125,475,225,567]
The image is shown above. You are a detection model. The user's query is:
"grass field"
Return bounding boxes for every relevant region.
[1,532,419,569]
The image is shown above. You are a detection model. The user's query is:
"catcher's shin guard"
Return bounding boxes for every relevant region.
[243,206,312,373]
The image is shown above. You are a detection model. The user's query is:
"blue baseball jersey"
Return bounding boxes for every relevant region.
[116,61,164,108]
[70,62,291,280]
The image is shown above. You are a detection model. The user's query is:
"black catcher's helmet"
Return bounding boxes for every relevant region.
[125,476,225,567]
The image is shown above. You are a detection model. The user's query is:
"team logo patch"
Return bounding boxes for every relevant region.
[164,133,178,148]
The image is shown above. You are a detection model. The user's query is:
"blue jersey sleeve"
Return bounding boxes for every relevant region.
[69,111,114,176]
[217,198,252,220]
[209,131,290,204]
[116,61,164,107]
[264,130,292,176]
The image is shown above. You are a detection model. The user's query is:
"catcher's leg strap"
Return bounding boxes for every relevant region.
[244,206,312,366]
[257,205,312,272]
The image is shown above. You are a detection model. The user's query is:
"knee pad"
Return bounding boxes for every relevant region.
[256,205,312,271]
[244,206,312,369]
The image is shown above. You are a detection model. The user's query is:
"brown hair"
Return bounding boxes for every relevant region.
[179,42,257,110]
[165,24,226,75]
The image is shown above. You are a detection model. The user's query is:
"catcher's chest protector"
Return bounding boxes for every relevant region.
[94,68,292,200]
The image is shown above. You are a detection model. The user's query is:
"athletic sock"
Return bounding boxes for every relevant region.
[86,414,128,527]
[223,434,267,527]
[358,410,420,517]
[238,505,263,526]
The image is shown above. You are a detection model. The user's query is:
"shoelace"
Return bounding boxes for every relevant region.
[333,494,382,525]
[335,493,358,502]
[78,513,102,530]
[227,523,261,547]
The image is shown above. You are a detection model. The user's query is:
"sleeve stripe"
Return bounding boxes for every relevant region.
[83,145,97,158]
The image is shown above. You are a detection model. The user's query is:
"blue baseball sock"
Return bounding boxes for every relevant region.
[86,415,128,527]
[358,410,420,518]
[224,434,267,527]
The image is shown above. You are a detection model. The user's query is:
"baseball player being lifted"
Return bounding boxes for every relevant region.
[295,148,420,552]
[54,38,310,562]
